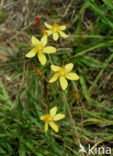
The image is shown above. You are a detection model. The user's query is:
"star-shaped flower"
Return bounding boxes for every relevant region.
[49,63,79,90]
[25,36,56,65]
[40,107,65,132]
[44,21,69,41]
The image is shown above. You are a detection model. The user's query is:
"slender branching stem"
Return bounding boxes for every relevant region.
[63,91,84,156]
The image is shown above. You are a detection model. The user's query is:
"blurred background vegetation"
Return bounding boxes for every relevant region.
[0,0,113,155]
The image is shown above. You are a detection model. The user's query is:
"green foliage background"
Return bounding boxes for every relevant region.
[0,0,113,155]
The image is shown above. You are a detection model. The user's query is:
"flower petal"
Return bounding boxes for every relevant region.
[41,35,47,46]
[65,63,74,72]
[25,48,37,58]
[53,114,65,121]
[49,73,59,83]
[43,46,56,53]
[59,31,69,38]
[66,72,79,80]
[45,123,48,132]
[44,23,52,29]
[50,107,57,117]
[31,36,40,46]
[51,65,61,72]
[59,25,66,30]
[49,122,58,132]
[40,115,46,120]
[46,30,53,35]
[53,33,59,41]
[60,76,68,90]
[38,53,46,65]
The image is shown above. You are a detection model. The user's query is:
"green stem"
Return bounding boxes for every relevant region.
[66,40,113,61]
[48,54,53,65]
[89,54,113,91]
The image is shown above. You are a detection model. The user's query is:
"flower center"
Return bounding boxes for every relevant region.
[45,114,53,122]
[52,23,59,33]
[59,67,67,76]
[36,43,44,53]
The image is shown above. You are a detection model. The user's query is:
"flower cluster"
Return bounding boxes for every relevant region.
[49,63,79,90]
[40,107,65,132]
[25,19,79,132]
[45,21,69,41]
[25,36,56,65]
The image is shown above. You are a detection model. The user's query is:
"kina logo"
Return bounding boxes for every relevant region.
[79,144,111,155]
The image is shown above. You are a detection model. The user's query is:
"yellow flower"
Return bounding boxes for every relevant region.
[44,21,69,41]
[40,107,65,132]
[25,36,56,65]
[49,63,79,90]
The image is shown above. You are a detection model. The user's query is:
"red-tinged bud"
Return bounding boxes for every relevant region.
[33,67,42,76]
[74,90,79,101]
[35,17,40,23]
[41,26,47,36]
